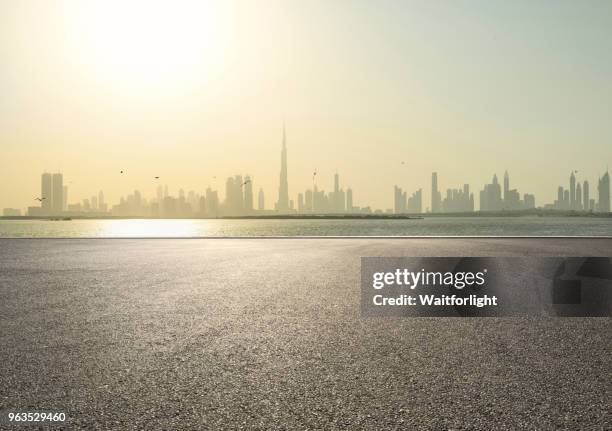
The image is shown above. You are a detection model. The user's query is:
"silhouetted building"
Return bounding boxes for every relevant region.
[98,191,107,213]
[304,189,313,212]
[442,184,474,213]
[503,171,509,202]
[407,189,422,213]
[504,189,521,210]
[52,173,63,214]
[570,171,576,209]
[479,174,502,211]
[329,172,346,213]
[598,170,610,212]
[206,188,219,217]
[224,176,245,216]
[41,173,52,213]
[244,175,253,214]
[258,188,265,211]
[431,172,441,213]
[523,194,536,209]
[346,188,353,213]
[394,186,421,213]
[394,185,406,213]
[276,125,289,212]
[583,181,590,211]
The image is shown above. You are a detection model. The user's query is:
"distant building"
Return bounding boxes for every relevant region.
[503,170,509,202]
[258,188,265,211]
[3,208,21,216]
[276,125,289,212]
[523,194,536,209]
[598,170,610,212]
[431,172,441,213]
[394,186,421,213]
[479,174,502,212]
[329,172,346,213]
[52,173,63,214]
[442,184,474,213]
[407,189,422,213]
[346,188,353,213]
[394,185,406,213]
[63,185,68,210]
[41,173,52,213]
[244,175,253,214]
[576,183,582,211]
[206,188,219,217]
[569,171,576,209]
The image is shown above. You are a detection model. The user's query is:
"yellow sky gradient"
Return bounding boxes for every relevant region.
[1,0,611,211]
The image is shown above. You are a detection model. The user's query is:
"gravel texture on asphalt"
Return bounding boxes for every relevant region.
[0,238,610,430]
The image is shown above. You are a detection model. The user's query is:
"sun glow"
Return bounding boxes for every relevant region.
[66,0,234,92]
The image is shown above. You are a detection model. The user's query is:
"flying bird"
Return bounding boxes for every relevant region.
[120,170,125,174]
[34,197,45,201]
[154,176,160,179]
[241,179,251,187]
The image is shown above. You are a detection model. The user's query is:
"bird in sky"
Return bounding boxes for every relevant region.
[241,179,251,187]
[154,176,160,179]
[34,197,45,201]
[120,170,124,174]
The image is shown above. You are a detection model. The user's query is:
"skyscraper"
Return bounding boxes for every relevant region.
[479,174,502,212]
[224,175,244,216]
[244,175,253,213]
[394,186,407,213]
[346,188,353,213]
[330,172,346,212]
[205,187,219,217]
[41,173,52,213]
[63,185,68,211]
[583,181,589,211]
[570,171,576,209]
[52,173,63,213]
[258,188,265,211]
[598,170,610,212]
[576,183,582,211]
[431,172,441,213]
[276,125,289,212]
[503,170,509,202]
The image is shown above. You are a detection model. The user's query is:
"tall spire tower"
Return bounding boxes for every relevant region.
[276,124,289,212]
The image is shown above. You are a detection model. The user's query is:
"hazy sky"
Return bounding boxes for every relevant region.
[1,0,611,211]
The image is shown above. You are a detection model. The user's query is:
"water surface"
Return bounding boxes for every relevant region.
[0,217,610,237]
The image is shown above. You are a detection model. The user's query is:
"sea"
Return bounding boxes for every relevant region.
[0,217,610,237]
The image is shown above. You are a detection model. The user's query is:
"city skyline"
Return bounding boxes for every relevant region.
[2,1,612,212]
[6,131,610,217]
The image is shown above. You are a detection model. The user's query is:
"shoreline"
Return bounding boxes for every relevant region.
[1,212,611,221]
